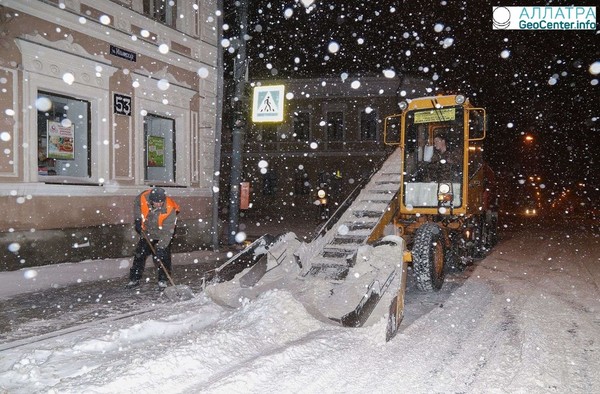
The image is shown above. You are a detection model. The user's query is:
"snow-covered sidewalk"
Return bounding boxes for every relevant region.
[0,249,231,300]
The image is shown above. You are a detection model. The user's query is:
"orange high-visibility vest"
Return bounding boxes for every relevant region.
[139,190,180,229]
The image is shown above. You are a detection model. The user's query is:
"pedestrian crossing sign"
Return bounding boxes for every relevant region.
[252,85,285,123]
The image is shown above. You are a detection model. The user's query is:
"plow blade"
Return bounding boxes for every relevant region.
[204,233,303,308]
[335,267,399,328]
[385,260,409,341]
[213,234,276,283]
[239,255,268,288]
[326,258,408,342]
[313,237,406,340]
[239,240,290,288]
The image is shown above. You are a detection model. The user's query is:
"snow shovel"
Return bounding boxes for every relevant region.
[142,232,194,301]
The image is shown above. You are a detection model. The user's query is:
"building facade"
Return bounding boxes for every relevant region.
[0,0,219,270]
[220,76,428,224]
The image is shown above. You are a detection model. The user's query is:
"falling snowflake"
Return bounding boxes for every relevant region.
[158,44,170,54]
[328,41,340,54]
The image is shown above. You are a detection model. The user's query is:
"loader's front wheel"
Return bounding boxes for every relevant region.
[412,223,445,291]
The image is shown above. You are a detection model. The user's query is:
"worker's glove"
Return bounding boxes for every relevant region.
[134,218,142,235]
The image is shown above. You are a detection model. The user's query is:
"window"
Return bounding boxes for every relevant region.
[260,124,278,143]
[294,168,311,195]
[360,109,378,141]
[143,0,177,26]
[292,112,310,141]
[468,108,486,140]
[402,107,465,208]
[37,91,91,180]
[262,170,277,195]
[144,114,176,183]
[327,111,344,141]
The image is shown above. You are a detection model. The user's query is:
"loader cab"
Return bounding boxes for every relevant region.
[385,95,486,216]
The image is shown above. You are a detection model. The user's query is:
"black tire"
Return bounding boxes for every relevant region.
[412,223,445,291]
[482,214,498,250]
[443,245,462,273]
[473,216,487,259]
[489,216,498,247]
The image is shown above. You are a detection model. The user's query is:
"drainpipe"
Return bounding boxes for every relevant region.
[212,0,225,250]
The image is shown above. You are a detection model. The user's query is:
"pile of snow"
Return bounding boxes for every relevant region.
[0,291,334,393]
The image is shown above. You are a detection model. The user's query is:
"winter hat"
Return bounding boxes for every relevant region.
[149,187,166,203]
[434,130,448,141]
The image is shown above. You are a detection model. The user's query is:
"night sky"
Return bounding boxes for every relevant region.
[224,0,599,194]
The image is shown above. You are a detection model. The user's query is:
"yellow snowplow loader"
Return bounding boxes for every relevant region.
[207,95,498,341]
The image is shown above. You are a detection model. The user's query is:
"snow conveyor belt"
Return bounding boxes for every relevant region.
[205,148,407,332]
[301,148,402,279]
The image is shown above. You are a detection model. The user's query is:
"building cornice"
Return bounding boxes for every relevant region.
[3,0,217,76]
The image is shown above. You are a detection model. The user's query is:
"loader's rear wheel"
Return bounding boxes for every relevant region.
[486,215,498,248]
[412,223,445,291]
[480,214,498,251]
[473,216,487,259]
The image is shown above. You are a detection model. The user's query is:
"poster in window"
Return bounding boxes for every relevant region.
[47,120,75,160]
[240,182,250,209]
[147,135,165,167]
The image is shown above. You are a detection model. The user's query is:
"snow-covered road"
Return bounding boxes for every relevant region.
[0,218,598,393]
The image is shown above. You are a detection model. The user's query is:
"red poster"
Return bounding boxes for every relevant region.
[240,182,250,209]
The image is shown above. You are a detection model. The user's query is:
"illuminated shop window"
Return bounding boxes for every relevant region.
[144,113,176,183]
[37,91,91,180]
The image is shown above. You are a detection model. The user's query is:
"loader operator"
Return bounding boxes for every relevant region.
[126,187,180,290]
[426,131,461,182]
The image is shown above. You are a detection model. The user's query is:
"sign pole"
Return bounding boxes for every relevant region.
[227,0,248,244]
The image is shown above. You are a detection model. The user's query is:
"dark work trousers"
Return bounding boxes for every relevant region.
[129,237,172,282]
